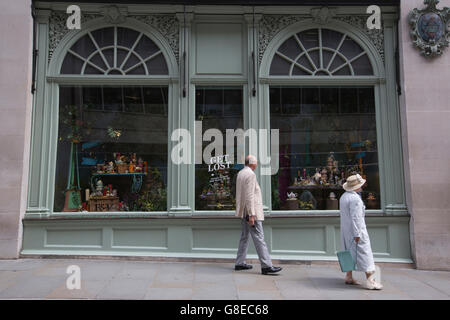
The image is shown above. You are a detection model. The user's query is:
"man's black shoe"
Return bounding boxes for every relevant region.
[235,264,253,270]
[261,266,282,275]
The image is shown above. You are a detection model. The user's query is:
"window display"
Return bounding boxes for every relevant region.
[270,86,380,211]
[195,87,244,211]
[54,85,168,212]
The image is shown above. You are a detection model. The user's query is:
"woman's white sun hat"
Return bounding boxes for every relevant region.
[343,174,366,192]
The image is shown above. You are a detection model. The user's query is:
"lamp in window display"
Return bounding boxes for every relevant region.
[60,105,92,212]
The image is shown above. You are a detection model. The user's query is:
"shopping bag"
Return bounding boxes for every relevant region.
[337,241,358,272]
[337,250,356,272]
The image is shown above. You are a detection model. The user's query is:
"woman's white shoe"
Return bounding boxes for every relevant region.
[366,274,383,290]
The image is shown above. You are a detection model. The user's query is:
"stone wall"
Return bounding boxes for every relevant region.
[0,0,33,258]
[399,0,450,270]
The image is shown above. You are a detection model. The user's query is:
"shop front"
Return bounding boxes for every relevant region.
[22,1,412,263]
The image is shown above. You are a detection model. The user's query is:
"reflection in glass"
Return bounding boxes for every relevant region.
[195,87,244,211]
[270,87,380,211]
[54,86,168,212]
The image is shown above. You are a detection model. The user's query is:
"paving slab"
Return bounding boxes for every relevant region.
[0,258,448,300]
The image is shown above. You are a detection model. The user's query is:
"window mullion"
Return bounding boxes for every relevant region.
[87,32,111,69]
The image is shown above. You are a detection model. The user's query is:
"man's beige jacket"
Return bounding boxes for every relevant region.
[235,166,264,221]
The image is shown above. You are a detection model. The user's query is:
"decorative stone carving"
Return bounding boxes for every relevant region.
[102,5,127,24]
[258,15,306,63]
[48,11,101,62]
[48,11,179,64]
[130,15,180,62]
[334,15,385,62]
[259,14,385,64]
[310,7,337,25]
[409,0,449,58]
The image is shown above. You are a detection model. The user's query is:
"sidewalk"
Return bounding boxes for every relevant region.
[0,258,448,300]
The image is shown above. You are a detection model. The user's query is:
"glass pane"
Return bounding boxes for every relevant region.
[146,53,169,75]
[102,48,114,69]
[116,49,129,68]
[308,49,320,69]
[281,88,300,114]
[70,34,96,59]
[277,36,301,60]
[292,65,310,76]
[333,65,351,76]
[126,64,146,75]
[340,36,364,60]
[123,87,144,113]
[340,88,358,113]
[321,29,343,50]
[270,55,291,75]
[91,27,115,48]
[296,55,314,72]
[123,53,141,71]
[61,52,84,74]
[89,53,108,70]
[82,87,102,111]
[117,27,139,48]
[195,87,244,211]
[329,54,346,73]
[143,87,167,115]
[358,88,375,114]
[84,65,103,75]
[322,50,334,69]
[134,36,159,60]
[301,88,320,114]
[54,85,168,212]
[321,88,339,114]
[351,54,374,75]
[103,87,123,112]
[297,29,319,49]
[270,86,380,211]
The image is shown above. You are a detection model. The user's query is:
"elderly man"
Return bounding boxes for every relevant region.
[234,155,282,275]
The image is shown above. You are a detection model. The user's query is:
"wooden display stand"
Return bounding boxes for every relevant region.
[89,196,119,212]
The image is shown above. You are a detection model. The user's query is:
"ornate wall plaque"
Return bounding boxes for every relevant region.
[409,0,450,57]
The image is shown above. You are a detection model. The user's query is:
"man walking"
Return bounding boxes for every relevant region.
[234,155,282,275]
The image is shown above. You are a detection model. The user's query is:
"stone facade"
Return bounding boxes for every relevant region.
[0,1,448,271]
[0,0,33,258]
[399,0,450,271]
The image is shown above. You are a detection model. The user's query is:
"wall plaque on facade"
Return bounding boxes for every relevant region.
[409,0,450,57]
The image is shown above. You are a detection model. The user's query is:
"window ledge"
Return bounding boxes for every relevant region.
[23,210,409,221]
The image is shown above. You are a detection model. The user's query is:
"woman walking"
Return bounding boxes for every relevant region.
[339,174,383,290]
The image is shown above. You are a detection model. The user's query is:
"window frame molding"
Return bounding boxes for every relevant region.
[27,8,407,219]
[257,19,407,216]
[27,14,179,217]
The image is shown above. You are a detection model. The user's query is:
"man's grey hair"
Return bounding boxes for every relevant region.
[245,155,257,166]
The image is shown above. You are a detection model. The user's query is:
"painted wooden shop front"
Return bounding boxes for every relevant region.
[22,2,412,263]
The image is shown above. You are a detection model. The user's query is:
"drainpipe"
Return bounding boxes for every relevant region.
[31,1,38,95]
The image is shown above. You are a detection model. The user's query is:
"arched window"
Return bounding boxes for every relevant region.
[60,26,168,75]
[270,28,373,76]
[54,26,170,213]
[268,28,380,212]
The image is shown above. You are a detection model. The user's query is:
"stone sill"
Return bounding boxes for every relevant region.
[23,210,409,221]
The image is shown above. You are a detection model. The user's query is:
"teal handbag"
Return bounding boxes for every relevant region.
[337,240,358,272]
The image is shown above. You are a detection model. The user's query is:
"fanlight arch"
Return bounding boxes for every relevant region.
[59,26,169,76]
[269,28,375,76]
